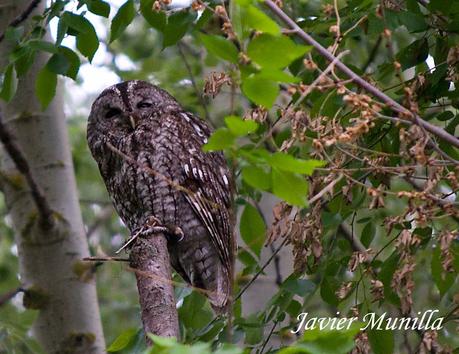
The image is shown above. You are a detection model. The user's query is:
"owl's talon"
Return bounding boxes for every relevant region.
[173,226,184,242]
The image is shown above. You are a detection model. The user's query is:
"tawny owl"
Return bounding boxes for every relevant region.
[87,80,234,313]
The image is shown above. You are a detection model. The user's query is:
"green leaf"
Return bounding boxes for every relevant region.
[110,0,136,43]
[241,165,271,190]
[163,11,196,48]
[87,0,110,17]
[431,247,455,296]
[396,38,429,70]
[242,75,279,108]
[28,40,58,54]
[213,344,244,354]
[436,111,454,121]
[268,153,324,174]
[224,115,258,136]
[257,69,300,83]
[107,328,138,352]
[4,27,24,43]
[397,11,427,32]
[0,65,18,102]
[140,0,166,31]
[76,27,99,62]
[13,47,35,77]
[178,291,213,330]
[361,222,376,248]
[62,12,99,61]
[236,0,280,35]
[282,276,315,296]
[58,46,80,79]
[35,66,57,109]
[199,34,239,64]
[147,334,177,349]
[292,325,359,354]
[240,203,266,257]
[56,17,68,45]
[271,168,308,206]
[248,34,310,69]
[202,128,235,151]
[47,47,80,80]
[320,276,339,306]
[47,53,70,76]
[378,252,401,306]
[62,12,92,33]
[367,329,394,354]
[195,8,213,30]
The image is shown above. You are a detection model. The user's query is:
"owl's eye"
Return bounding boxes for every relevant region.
[105,108,121,118]
[137,101,152,109]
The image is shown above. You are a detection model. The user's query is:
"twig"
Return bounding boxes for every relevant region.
[83,256,129,262]
[338,220,366,253]
[0,113,54,229]
[86,205,113,239]
[177,42,210,121]
[263,0,459,150]
[292,50,350,109]
[0,0,42,43]
[234,237,288,301]
[362,35,382,72]
[260,320,278,353]
[0,287,24,307]
[308,174,343,204]
[270,244,282,286]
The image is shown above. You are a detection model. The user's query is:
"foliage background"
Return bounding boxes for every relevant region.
[0,0,458,353]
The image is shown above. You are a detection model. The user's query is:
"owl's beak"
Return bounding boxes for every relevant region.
[129,115,137,130]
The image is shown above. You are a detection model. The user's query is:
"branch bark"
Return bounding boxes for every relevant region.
[264,0,459,150]
[0,1,105,352]
[129,234,180,339]
[0,115,54,228]
[0,0,42,43]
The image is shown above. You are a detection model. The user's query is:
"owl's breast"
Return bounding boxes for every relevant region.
[103,126,190,232]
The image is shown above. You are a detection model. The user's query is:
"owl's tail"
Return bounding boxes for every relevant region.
[171,235,233,315]
[207,266,232,315]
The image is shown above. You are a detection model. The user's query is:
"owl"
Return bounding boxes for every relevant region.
[87,80,235,313]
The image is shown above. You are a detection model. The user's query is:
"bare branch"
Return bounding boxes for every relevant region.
[0,112,54,229]
[83,256,129,262]
[338,222,366,253]
[0,287,23,307]
[234,237,288,301]
[177,42,210,121]
[264,0,459,150]
[0,0,42,43]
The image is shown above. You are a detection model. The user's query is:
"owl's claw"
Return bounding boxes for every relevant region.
[115,217,184,253]
[146,216,184,241]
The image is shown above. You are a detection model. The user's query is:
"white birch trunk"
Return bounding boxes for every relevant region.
[0,2,106,353]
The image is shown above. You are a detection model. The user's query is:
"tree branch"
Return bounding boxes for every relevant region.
[263,0,459,150]
[177,41,210,121]
[0,287,23,307]
[0,0,42,43]
[129,234,180,340]
[0,112,54,229]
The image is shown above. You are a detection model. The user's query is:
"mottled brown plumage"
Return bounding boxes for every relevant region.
[87,80,234,312]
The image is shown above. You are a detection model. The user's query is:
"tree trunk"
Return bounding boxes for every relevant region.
[0,2,106,353]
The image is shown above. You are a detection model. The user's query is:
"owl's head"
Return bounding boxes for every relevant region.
[87,80,180,139]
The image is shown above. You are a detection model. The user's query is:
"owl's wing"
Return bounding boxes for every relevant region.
[179,113,234,270]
